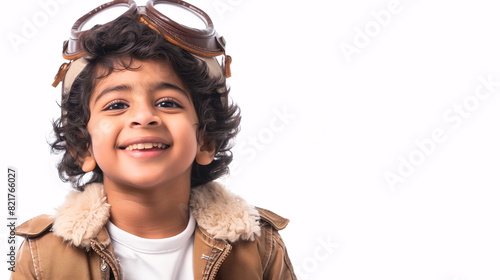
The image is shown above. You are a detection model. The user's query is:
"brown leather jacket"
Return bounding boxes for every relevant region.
[11,182,296,280]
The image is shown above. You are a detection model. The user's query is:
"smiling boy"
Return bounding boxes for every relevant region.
[87,60,203,241]
[11,1,296,280]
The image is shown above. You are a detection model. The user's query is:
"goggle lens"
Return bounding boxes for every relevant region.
[153,2,208,30]
[79,5,131,31]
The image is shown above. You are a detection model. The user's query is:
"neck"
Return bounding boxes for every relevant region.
[103,176,191,239]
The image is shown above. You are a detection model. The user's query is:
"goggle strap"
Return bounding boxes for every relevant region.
[225,55,232,78]
[52,62,69,88]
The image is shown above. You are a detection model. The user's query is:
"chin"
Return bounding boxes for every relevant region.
[102,166,191,189]
[123,173,186,188]
[125,177,171,188]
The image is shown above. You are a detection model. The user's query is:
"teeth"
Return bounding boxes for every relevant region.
[125,143,167,151]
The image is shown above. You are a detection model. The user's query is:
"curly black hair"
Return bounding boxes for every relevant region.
[51,11,240,191]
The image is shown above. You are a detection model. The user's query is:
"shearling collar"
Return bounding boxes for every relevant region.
[51,182,261,250]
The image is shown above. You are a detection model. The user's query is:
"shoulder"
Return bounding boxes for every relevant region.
[256,207,290,230]
[254,207,291,259]
[254,207,291,252]
[12,215,93,279]
[191,181,292,243]
[255,207,297,279]
[218,207,297,279]
[14,214,84,255]
[15,214,54,238]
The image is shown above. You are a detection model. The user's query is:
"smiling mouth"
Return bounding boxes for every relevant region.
[121,143,170,151]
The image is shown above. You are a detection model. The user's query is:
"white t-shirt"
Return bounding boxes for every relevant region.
[106,212,196,280]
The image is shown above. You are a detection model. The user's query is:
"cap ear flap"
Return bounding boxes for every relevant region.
[62,58,88,95]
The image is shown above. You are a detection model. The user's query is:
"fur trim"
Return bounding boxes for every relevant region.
[52,183,110,250]
[190,182,261,242]
[52,182,260,248]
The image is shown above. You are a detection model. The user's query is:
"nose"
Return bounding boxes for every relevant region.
[128,102,162,128]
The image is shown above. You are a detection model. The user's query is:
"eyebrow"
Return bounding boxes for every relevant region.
[152,82,190,101]
[93,82,190,105]
[94,84,131,105]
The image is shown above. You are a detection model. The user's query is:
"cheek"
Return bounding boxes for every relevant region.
[170,119,199,151]
[87,117,119,151]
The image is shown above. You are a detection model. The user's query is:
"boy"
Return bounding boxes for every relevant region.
[11,1,296,279]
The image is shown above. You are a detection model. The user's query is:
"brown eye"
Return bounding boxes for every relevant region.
[156,98,183,109]
[157,101,178,108]
[105,102,129,110]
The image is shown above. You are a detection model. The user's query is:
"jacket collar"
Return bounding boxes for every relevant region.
[51,182,261,250]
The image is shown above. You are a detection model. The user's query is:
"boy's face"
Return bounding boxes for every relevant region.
[84,59,207,189]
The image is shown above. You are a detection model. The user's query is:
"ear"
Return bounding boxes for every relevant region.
[69,146,96,172]
[80,150,97,172]
[196,140,215,166]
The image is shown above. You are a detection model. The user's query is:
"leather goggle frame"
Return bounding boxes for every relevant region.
[53,0,231,88]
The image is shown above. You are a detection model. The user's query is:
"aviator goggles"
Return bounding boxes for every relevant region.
[52,0,232,95]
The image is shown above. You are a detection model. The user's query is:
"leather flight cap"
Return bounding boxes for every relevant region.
[52,0,232,92]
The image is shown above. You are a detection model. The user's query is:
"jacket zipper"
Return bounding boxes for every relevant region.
[208,243,232,280]
[90,240,121,280]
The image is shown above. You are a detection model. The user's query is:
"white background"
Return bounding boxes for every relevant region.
[2,0,500,279]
